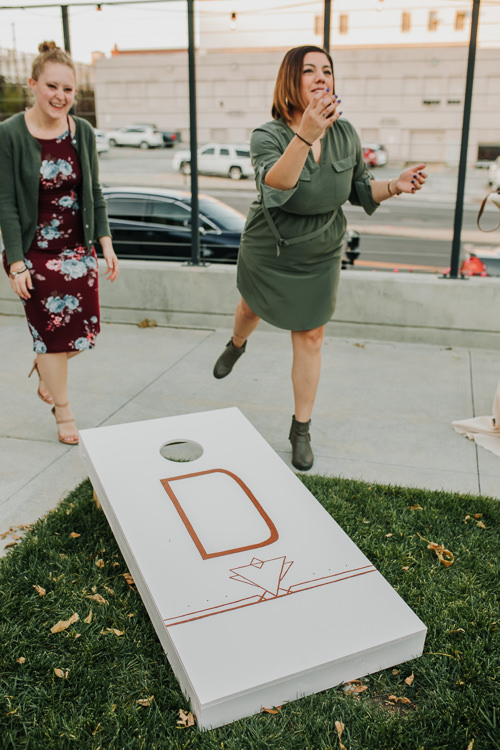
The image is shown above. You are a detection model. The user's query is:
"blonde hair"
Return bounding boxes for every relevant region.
[271,45,335,125]
[31,41,76,81]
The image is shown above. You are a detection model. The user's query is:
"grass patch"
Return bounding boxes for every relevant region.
[0,477,498,750]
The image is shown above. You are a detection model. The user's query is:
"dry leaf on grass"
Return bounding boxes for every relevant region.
[177,709,195,727]
[50,613,79,634]
[84,610,93,624]
[467,740,474,750]
[123,573,135,587]
[410,504,423,511]
[86,593,108,605]
[54,668,69,679]
[33,585,46,597]
[417,533,454,567]
[262,705,282,714]
[17,657,26,664]
[405,673,415,686]
[103,586,114,596]
[343,680,368,695]
[389,695,412,705]
[136,696,154,707]
[69,532,81,539]
[385,533,393,538]
[100,628,124,637]
[95,559,105,569]
[335,720,348,750]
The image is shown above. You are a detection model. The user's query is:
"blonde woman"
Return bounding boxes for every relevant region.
[0,41,118,444]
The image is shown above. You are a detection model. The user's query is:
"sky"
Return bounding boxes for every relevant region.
[0,1,190,64]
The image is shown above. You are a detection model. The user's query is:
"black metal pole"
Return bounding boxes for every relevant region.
[323,0,331,51]
[448,0,480,278]
[187,0,200,265]
[61,5,71,53]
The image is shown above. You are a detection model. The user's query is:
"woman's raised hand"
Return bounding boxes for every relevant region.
[299,91,342,144]
[394,164,428,194]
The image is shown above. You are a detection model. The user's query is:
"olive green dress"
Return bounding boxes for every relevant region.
[237,117,379,331]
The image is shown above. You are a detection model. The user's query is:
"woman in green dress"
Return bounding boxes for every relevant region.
[213,45,427,471]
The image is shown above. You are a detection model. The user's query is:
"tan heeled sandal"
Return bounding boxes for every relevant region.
[51,402,79,446]
[28,359,54,405]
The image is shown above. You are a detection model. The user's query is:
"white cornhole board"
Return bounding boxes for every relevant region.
[79,407,426,730]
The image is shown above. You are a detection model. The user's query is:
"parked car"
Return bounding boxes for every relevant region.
[362,143,388,167]
[488,156,500,189]
[106,125,164,150]
[94,129,109,155]
[129,123,180,148]
[99,187,246,263]
[172,143,254,180]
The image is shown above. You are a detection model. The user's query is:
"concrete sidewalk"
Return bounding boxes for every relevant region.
[1,314,499,555]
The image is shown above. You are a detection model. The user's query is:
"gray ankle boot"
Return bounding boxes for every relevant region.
[213,338,246,379]
[289,415,314,471]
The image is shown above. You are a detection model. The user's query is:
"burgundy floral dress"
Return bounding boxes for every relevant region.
[22,125,100,354]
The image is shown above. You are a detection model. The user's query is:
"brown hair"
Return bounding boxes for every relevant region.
[31,41,76,81]
[271,45,334,124]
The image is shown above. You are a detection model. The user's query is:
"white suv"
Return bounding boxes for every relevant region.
[107,125,164,150]
[172,143,254,180]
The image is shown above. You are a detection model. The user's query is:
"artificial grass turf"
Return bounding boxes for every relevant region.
[0,477,498,750]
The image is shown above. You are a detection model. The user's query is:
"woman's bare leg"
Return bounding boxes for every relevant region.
[36,352,78,443]
[290,326,325,422]
[232,296,260,347]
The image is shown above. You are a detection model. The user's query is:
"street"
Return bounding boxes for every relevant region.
[98,146,498,272]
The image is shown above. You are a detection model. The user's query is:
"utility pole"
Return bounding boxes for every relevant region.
[61,5,71,54]
[187,0,200,265]
[323,0,331,51]
[448,0,481,278]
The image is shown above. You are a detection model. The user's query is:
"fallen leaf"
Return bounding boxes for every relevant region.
[410,505,423,510]
[392,670,400,675]
[33,585,46,597]
[335,720,347,750]
[50,613,79,634]
[473,513,483,519]
[343,680,368,695]
[136,696,154,707]
[477,520,486,530]
[17,657,26,664]
[54,668,69,679]
[95,559,105,569]
[386,533,393,538]
[417,533,454,566]
[177,709,195,727]
[100,628,124,637]
[123,573,135,587]
[4,542,17,549]
[69,532,81,539]
[84,610,93,624]
[402,566,409,571]
[262,705,282,714]
[389,695,412,705]
[467,741,474,750]
[449,628,465,634]
[138,318,157,328]
[86,593,108,605]
[103,586,114,596]
[127,613,135,618]
[405,673,415,686]
[11,533,20,541]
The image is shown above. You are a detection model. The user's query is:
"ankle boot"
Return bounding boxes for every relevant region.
[213,338,246,379]
[289,415,314,471]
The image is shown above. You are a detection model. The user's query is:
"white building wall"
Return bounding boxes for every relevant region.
[94,44,500,166]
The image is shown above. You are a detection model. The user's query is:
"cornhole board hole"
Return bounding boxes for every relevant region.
[79,407,426,730]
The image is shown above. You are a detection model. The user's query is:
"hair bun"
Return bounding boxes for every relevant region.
[38,41,59,53]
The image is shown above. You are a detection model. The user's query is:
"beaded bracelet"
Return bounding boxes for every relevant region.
[294,132,313,147]
[9,265,28,279]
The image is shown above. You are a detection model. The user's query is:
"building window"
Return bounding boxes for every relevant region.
[401,12,411,33]
[339,14,349,35]
[314,14,323,36]
[455,11,466,31]
[428,11,438,32]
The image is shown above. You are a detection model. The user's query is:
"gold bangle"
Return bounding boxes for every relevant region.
[387,179,395,197]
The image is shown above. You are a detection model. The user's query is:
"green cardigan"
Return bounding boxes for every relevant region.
[0,112,110,265]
